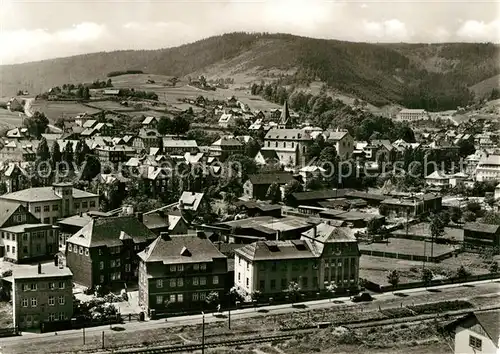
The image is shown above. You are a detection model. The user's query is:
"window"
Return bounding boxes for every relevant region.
[30,283,37,291]
[200,277,206,285]
[74,203,80,209]
[170,265,176,272]
[48,313,55,322]
[85,248,89,256]
[238,273,241,281]
[58,296,65,305]
[99,261,104,270]
[212,276,219,285]
[200,263,206,271]
[48,296,55,306]
[270,279,276,290]
[98,249,102,256]
[82,202,88,209]
[6,245,9,252]
[156,280,163,288]
[12,234,16,241]
[31,298,37,307]
[23,233,28,241]
[170,278,176,287]
[193,264,199,271]
[177,265,184,272]
[116,259,121,267]
[177,294,183,303]
[469,336,482,350]
[169,294,176,303]
[259,263,266,271]
[110,260,116,268]
[44,205,50,212]
[58,312,66,321]
[200,292,206,301]
[12,246,15,254]
[156,296,163,305]
[125,264,131,272]
[238,257,241,265]
[271,262,277,271]
[177,278,183,287]
[246,278,249,287]
[90,201,96,208]
[58,282,65,289]
[35,206,41,213]
[193,277,199,285]
[22,299,28,307]
[79,247,83,255]
[52,205,58,211]
[259,280,265,291]
[100,275,104,283]
[192,293,199,301]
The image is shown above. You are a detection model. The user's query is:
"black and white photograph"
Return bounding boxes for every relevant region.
[0,0,499,353]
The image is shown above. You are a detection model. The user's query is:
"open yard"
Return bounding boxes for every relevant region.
[85,100,136,111]
[360,238,457,258]
[359,252,492,286]
[0,108,23,128]
[31,100,101,120]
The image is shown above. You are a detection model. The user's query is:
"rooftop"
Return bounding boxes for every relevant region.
[13,263,72,280]
[235,240,316,261]
[1,186,98,203]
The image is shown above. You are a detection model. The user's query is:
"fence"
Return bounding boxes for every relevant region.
[362,271,500,293]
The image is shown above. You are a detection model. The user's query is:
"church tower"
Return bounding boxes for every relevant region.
[277,101,293,129]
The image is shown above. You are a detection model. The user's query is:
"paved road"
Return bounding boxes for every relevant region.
[1,277,499,351]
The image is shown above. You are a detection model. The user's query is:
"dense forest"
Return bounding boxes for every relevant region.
[1,33,498,109]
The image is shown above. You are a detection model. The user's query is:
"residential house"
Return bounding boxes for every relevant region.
[103,89,120,96]
[218,113,236,128]
[475,154,500,182]
[324,130,354,159]
[140,166,172,199]
[254,150,280,168]
[463,223,500,249]
[0,163,29,193]
[179,192,206,212]
[1,183,99,224]
[209,137,244,161]
[65,215,157,288]
[6,128,29,140]
[138,233,228,313]
[299,166,326,188]
[74,113,94,127]
[451,310,499,354]
[0,140,37,162]
[380,193,442,217]
[396,109,428,121]
[142,212,189,236]
[233,222,360,298]
[133,129,162,152]
[163,139,199,156]
[142,116,159,129]
[11,263,73,330]
[0,201,57,262]
[95,145,136,164]
[243,172,296,200]
[425,171,450,187]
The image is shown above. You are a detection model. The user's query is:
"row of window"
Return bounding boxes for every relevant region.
[155,276,218,289]
[21,282,66,291]
[12,214,27,223]
[1,244,49,255]
[21,296,65,308]
[156,292,211,305]
[33,200,96,214]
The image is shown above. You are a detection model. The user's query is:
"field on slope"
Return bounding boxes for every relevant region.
[31,101,101,121]
[0,108,23,129]
[470,74,500,98]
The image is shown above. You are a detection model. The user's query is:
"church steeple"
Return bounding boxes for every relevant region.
[278,101,291,129]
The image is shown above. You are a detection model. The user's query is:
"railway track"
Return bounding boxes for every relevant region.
[113,333,296,354]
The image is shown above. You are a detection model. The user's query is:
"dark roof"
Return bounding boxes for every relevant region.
[464,222,500,234]
[235,240,316,261]
[292,190,347,201]
[345,190,387,201]
[257,149,279,160]
[235,200,282,212]
[139,235,227,264]
[247,172,295,185]
[66,216,157,248]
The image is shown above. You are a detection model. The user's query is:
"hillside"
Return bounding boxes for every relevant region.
[1,32,498,110]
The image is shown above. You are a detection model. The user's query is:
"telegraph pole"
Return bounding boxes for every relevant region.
[201,312,205,354]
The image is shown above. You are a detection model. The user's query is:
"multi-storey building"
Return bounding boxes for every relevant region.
[396,109,428,121]
[323,129,354,159]
[475,154,500,182]
[138,233,228,313]
[1,183,100,224]
[233,223,360,298]
[95,145,136,164]
[209,137,243,161]
[11,263,73,330]
[0,201,58,263]
[65,215,157,288]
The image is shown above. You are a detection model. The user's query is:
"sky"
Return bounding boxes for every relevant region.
[0,0,499,65]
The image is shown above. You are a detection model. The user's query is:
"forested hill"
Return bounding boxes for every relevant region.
[1,32,498,110]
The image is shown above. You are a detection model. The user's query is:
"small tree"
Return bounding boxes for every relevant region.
[284,281,301,305]
[455,265,471,279]
[326,283,336,301]
[463,211,477,222]
[422,268,433,288]
[250,290,262,306]
[266,182,281,204]
[366,218,382,235]
[450,206,462,223]
[36,137,50,161]
[387,270,400,290]
[205,291,219,311]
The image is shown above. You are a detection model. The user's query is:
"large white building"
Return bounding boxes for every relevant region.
[396,109,428,121]
[475,154,500,182]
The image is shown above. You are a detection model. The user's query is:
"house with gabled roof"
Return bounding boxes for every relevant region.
[137,233,228,314]
[450,310,499,354]
[209,136,243,161]
[243,172,296,201]
[65,215,157,288]
[463,222,500,250]
[142,116,159,129]
[0,162,29,193]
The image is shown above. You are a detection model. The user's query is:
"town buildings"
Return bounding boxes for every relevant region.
[11,263,73,330]
[463,222,500,249]
[0,201,58,263]
[138,233,228,314]
[1,183,99,225]
[65,215,157,288]
[233,223,360,298]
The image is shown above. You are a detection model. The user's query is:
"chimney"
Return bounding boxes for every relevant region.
[313,225,317,238]
[54,255,58,267]
[136,212,143,223]
[37,263,42,274]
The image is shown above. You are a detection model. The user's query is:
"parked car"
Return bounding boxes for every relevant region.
[351,292,373,303]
